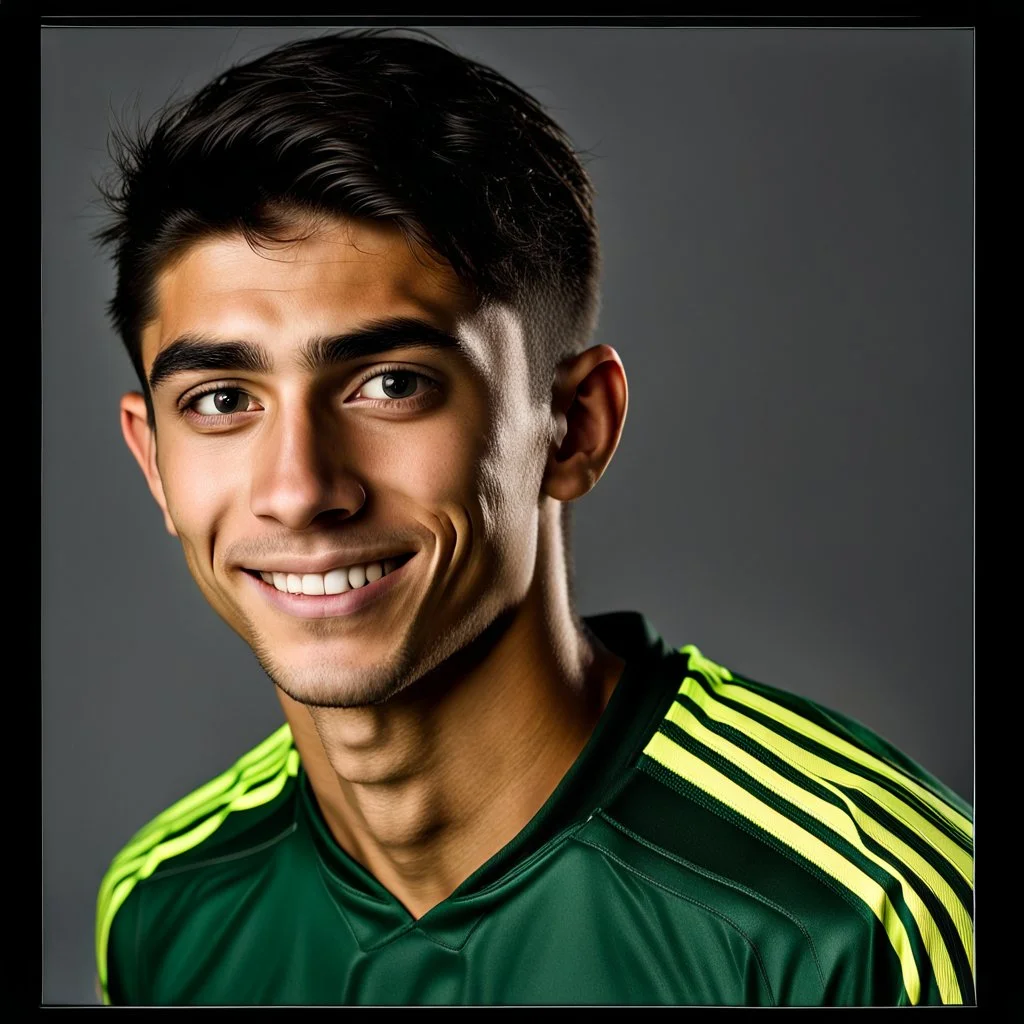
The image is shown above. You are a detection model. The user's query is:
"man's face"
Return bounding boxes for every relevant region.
[129,216,552,707]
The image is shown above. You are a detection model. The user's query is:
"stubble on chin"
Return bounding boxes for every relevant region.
[245,625,420,709]
[243,599,502,711]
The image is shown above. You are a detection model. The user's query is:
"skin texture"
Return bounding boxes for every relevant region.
[120,214,629,917]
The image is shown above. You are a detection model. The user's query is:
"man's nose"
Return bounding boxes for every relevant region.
[248,400,366,531]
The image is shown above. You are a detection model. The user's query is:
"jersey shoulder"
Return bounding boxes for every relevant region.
[602,644,974,1006]
[95,724,300,1005]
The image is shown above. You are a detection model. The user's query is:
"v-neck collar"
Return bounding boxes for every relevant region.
[297,610,685,949]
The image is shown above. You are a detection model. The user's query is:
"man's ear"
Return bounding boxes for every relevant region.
[120,392,178,538]
[541,344,628,504]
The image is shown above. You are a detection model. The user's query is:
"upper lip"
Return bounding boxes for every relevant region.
[242,550,416,575]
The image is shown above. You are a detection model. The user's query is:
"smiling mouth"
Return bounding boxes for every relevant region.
[243,552,415,596]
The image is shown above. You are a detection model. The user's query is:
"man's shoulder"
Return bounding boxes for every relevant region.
[595,643,975,1006]
[629,643,973,837]
[95,724,300,1005]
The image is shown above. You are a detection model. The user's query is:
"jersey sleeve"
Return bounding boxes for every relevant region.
[805,699,973,821]
[799,699,975,1005]
[813,916,910,1005]
[97,878,142,1005]
[641,645,975,1005]
[94,725,297,1005]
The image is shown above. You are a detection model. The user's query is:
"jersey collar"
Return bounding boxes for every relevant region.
[297,610,686,949]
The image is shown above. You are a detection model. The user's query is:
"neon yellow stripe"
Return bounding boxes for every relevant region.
[99,750,288,915]
[97,809,235,1003]
[113,738,292,863]
[100,745,291,907]
[680,646,973,841]
[134,724,292,832]
[97,754,299,1003]
[663,698,966,1001]
[644,729,923,1004]
[97,745,292,942]
[115,745,288,861]
[125,725,293,845]
[681,675,974,911]
[109,727,293,870]
[96,732,299,1005]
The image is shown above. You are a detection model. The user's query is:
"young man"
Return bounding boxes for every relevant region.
[95,29,974,1006]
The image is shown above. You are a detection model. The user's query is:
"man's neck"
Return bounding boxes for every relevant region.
[275,588,625,920]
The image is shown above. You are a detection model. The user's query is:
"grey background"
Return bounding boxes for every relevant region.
[41,26,974,1005]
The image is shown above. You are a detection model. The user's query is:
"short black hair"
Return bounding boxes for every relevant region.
[95,28,600,420]
[95,28,600,607]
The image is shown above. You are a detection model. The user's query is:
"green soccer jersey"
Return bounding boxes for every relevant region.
[96,611,974,1006]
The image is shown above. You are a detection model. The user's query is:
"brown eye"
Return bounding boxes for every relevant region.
[356,371,431,401]
[191,389,255,416]
[381,372,418,398]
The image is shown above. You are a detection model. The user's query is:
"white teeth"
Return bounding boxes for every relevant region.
[301,573,325,596]
[259,556,407,595]
[324,569,350,595]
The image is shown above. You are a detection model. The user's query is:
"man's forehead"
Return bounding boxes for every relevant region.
[162,218,430,285]
[140,222,529,394]
[143,223,471,360]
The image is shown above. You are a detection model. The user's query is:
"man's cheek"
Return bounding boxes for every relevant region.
[166,490,226,544]
[377,434,481,509]
[178,536,249,633]
[162,471,237,571]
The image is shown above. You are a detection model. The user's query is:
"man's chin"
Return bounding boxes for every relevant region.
[260,661,412,710]
[244,621,419,709]
[244,599,507,711]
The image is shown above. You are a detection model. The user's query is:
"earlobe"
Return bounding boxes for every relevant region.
[120,392,179,538]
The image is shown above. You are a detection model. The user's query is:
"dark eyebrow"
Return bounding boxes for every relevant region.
[148,317,465,394]
[149,337,272,394]
[297,317,464,375]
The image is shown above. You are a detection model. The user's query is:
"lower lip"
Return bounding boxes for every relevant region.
[243,556,415,620]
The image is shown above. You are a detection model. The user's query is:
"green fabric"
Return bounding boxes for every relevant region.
[98,611,973,1006]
